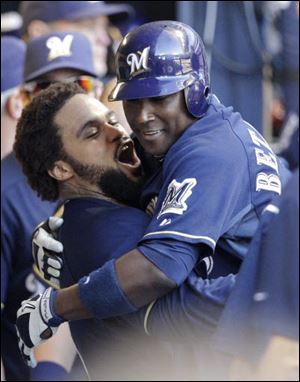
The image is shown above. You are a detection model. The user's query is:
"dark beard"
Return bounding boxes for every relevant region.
[99,169,144,208]
[63,153,144,208]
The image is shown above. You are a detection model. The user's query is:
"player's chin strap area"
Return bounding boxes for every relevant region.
[143,300,157,336]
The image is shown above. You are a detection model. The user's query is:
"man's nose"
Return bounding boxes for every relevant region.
[136,100,155,125]
[104,123,125,143]
[94,26,112,47]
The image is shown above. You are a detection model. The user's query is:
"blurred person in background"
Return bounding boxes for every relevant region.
[1,30,101,381]
[1,35,27,381]
[18,0,136,134]
[270,1,299,171]
[1,36,25,159]
[213,169,299,381]
[19,0,134,78]
[1,11,23,37]
[20,31,102,106]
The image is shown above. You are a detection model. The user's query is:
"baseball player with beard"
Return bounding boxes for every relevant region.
[15,21,291,377]
[13,82,233,379]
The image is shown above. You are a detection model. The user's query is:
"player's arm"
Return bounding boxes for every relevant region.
[55,235,200,320]
[15,247,177,363]
[55,248,176,320]
[32,323,77,377]
[16,238,200,359]
[143,273,236,340]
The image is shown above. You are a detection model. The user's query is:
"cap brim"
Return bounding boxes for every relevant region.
[25,62,98,82]
[108,75,192,101]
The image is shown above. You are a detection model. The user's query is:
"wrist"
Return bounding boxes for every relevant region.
[78,259,137,320]
[43,288,65,326]
[54,285,92,321]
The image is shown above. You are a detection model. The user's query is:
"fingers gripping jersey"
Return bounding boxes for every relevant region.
[138,96,290,279]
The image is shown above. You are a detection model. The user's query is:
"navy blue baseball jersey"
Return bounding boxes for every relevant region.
[59,197,157,380]
[1,153,57,381]
[59,197,235,379]
[60,197,183,380]
[138,95,291,282]
[213,169,299,363]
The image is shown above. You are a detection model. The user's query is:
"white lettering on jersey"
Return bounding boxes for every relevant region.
[263,203,280,215]
[247,126,272,151]
[157,178,197,219]
[253,291,269,302]
[126,46,150,78]
[47,35,74,61]
[159,218,172,227]
[254,148,279,173]
[256,172,282,194]
[247,125,282,193]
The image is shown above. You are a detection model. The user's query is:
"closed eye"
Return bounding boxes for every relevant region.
[106,111,119,126]
[108,119,119,126]
[85,127,100,139]
[151,95,168,102]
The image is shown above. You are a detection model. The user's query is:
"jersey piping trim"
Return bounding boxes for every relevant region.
[143,231,216,247]
[144,300,157,336]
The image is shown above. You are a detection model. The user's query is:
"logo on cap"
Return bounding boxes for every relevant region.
[126,46,150,78]
[46,35,74,61]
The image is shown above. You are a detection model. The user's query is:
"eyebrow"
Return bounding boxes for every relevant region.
[106,110,117,121]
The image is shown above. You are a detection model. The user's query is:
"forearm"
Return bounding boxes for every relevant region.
[34,323,77,371]
[55,285,91,321]
[116,249,176,307]
[54,249,176,321]
[145,274,236,341]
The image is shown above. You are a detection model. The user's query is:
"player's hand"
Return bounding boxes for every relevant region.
[16,288,65,367]
[32,217,64,289]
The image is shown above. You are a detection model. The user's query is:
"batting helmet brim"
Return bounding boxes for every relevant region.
[108,74,195,102]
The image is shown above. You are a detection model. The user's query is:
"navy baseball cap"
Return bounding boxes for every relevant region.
[20,1,135,32]
[24,31,98,82]
[1,36,26,92]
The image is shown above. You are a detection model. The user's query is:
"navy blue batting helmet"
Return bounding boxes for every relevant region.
[109,20,210,118]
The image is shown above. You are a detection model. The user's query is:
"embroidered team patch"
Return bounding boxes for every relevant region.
[157,178,197,219]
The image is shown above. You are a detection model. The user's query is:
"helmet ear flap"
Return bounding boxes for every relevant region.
[184,81,210,118]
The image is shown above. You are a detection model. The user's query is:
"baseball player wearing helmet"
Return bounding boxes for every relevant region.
[15,21,291,373]
[14,82,235,379]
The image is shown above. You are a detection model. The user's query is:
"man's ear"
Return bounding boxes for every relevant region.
[27,20,51,38]
[48,160,74,182]
[6,92,23,120]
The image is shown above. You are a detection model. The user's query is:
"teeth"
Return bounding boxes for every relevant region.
[144,130,162,135]
[122,145,128,151]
